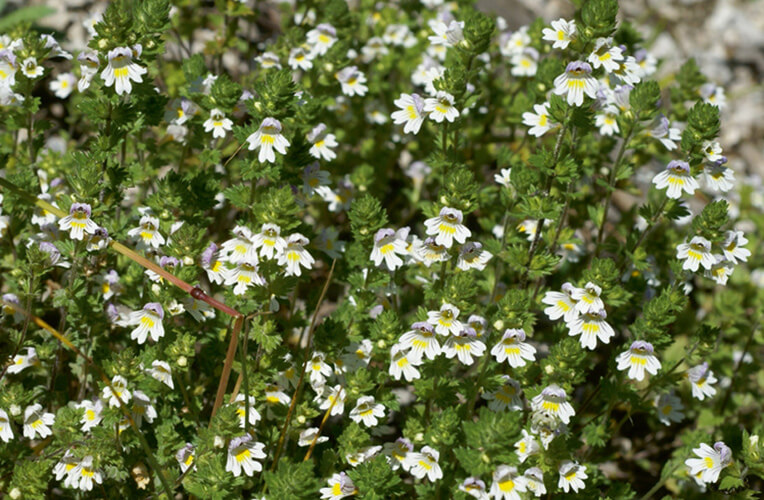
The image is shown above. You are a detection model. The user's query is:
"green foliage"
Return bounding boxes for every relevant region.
[0,0,757,498]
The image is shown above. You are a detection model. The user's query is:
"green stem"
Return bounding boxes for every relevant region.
[242,319,252,434]
[719,321,759,413]
[620,196,669,273]
[638,461,680,500]
[520,118,570,286]
[595,123,637,256]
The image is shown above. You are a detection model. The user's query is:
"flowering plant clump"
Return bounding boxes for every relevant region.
[1,0,763,498]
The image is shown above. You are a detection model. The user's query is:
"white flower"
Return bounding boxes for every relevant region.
[595,105,620,136]
[635,49,657,78]
[336,66,368,97]
[510,48,538,77]
[523,467,547,497]
[676,236,714,272]
[251,223,287,260]
[424,206,470,248]
[459,477,489,499]
[370,228,408,270]
[542,18,576,49]
[175,444,195,473]
[317,180,354,212]
[73,455,102,491]
[406,446,443,481]
[685,442,732,484]
[101,46,147,95]
[702,163,735,192]
[97,269,121,301]
[203,108,232,139]
[349,396,385,427]
[412,237,449,267]
[494,168,511,187]
[298,427,329,447]
[224,259,266,295]
[53,450,80,488]
[427,303,463,336]
[127,215,165,249]
[442,328,486,366]
[226,435,266,477]
[482,375,523,412]
[686,362,717,400]
[288,46,313,71]
[428,19,464,47]
[265,383,290,406]
[616,341,661,381]
[654,391,684,426]
[7,347,38,374]
[652,160,698,199]
[102,375,131,407]
[457,242,492,271]
[491,329,536,367]
[220,225,258,264]
[391,93,426,134]
[302,163,330,196]
[721,230,750,264]
[125,303,165,344]
[613,56,641,85]
[700,140,723,163]
[307,123,338,161]
[362,36,389,62]
[316,384,345,416]
[500,27,530,56]
[340,340,374,373]
[308,351,333,387]
[254,51,281,70]
[278,233,314,276]
[558,461,587,493]
[21,57,44,78]
[531,385,575,424]
[399,322,440,360]
[0,50,18,88]
[514,429,540,463]
[424,91,459,123]
[522,102,554,137]
[0,409,13,442]
[306,23,337,56]
[77,50,99,92]
[389,344,422,382]
[23,403,55,439]
[542,283,578,322]
[571,282,604,314]
[58,203,99,241]
[233,394,261,428]
[490,465,526,500]
[132,390,157,426]
[77,399,103,432]
[700,83,726,109]
[588,37,623,72]
[566,309,615,350]
[320,472,357,499]
[646,115,681,150]
[553,61,598,106]
[383,438,414,471]
[384,24,416,47]
[50,72,77,98]
[246,117,290,163]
